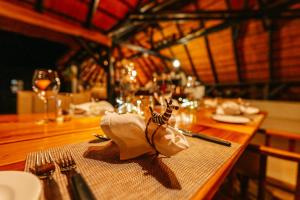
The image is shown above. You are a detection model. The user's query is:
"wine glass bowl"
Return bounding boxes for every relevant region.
[32,69,61,122]
[153,73,173,109]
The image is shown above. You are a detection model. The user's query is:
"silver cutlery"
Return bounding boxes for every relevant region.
[30,152,63,200]
[30,152,55,179]
[93,133,111,141]
[56,151,96,200]
[168,126,232,147]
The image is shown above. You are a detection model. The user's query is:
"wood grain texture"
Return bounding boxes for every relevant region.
[0,109,265,199]
[0,1,111,46]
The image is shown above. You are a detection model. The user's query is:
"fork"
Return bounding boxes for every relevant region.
[56,151,96,200]
[30,152,55,179]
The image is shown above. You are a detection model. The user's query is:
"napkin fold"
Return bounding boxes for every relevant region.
[216,101,241,115]
[100,112,189,160]
[216,101,260,115]
[75,101,114,115]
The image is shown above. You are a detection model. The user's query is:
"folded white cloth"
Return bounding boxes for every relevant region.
[216,101,259,115]
[75,101,114,115]
[204,99,218,108]
[216,101,241,115]
[240,105,260,115]
[100,112,189,160]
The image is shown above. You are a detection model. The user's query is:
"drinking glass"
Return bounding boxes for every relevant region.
[153,73,173,109]
[56,93,73,122]
[32,69,60,123]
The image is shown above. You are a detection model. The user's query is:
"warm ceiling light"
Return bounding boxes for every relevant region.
[132,70,137,77]
[172,59,180,68]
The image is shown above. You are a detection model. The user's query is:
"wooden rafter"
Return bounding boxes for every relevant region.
[148,56,163,73]
[0,1,111,46]
[109,0,195,40]
[129,9,300,21]
[175,22,201,82]
[225,0,243,83]
[131,36,160,74]
[156,25,176,58]
[98,8,120,20]
[139,57,156,76]
[85,0,100,28]
[136,56,153,78]
[35,0,44,12]
[268,23,275,82]
[201,22,218,83]
[193,1,218,84]
[148,28,172,72]
[76,38,100,64]
[134,58,151,81]
[118,0,135,10]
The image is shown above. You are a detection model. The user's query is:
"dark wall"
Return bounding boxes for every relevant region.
[0,30,68,113]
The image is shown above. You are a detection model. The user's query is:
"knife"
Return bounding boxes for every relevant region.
[70,171,97,200]
[93,133,111,141]
[177,128,232,147]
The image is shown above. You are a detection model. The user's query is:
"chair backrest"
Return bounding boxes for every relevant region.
[17,91,92,114]
[17,91,33,114]
[71,92,91,104]
[238,129,300,200]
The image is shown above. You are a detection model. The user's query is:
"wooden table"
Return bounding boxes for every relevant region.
[0,109,265,199]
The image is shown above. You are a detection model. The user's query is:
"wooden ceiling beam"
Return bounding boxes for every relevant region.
[129,9,300,22]
[0,16,77,47]
[175,22,201,82]
[109,0,195,40]
[35,0,44,13]
[85,0,100,28]
[225,0,243,83]
[118,0,135,10]
[156,25,176,57]
[134,58,151,81]
[0,1,111,46]
[152,27,172,72]
[199,20,218,83]
[147,56,163,73]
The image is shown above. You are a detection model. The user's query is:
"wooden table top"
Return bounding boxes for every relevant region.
[0,109,265,199]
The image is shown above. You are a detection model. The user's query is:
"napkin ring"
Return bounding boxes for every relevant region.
[145,99,179,156]
[145,118,162,156]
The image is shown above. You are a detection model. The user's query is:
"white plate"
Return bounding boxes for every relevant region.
[212,114,250,124]
[0,171,41,200]
[240,106,260,115]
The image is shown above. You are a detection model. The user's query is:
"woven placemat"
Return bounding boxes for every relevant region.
[25,138,240,200]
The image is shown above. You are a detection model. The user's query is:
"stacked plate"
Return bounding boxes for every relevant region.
[0,171,41,200]
[212,101,260,124]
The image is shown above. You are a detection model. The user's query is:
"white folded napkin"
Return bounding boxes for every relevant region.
[100,112,189,160]
[240,105,260,115]
[216,101,259,115]
[204,99,218,108]
[75,101,114,115]
[216,101,241,115]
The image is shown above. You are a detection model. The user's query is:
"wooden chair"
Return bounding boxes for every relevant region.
[236,129,300,200]
[17,91,92,114]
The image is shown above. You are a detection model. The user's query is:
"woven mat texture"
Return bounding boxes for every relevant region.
[25,138,240,200]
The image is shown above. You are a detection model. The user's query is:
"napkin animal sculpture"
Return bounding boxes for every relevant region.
[100,98,189,160]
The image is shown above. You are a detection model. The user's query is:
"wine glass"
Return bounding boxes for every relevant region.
[32,69,61,123]
[153,73,173,110]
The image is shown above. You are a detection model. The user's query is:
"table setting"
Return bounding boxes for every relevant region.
[0,69,265,200]
[209,99,260,124]
[12,96,240,200]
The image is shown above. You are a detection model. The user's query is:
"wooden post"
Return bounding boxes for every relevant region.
[106,45,115,104]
